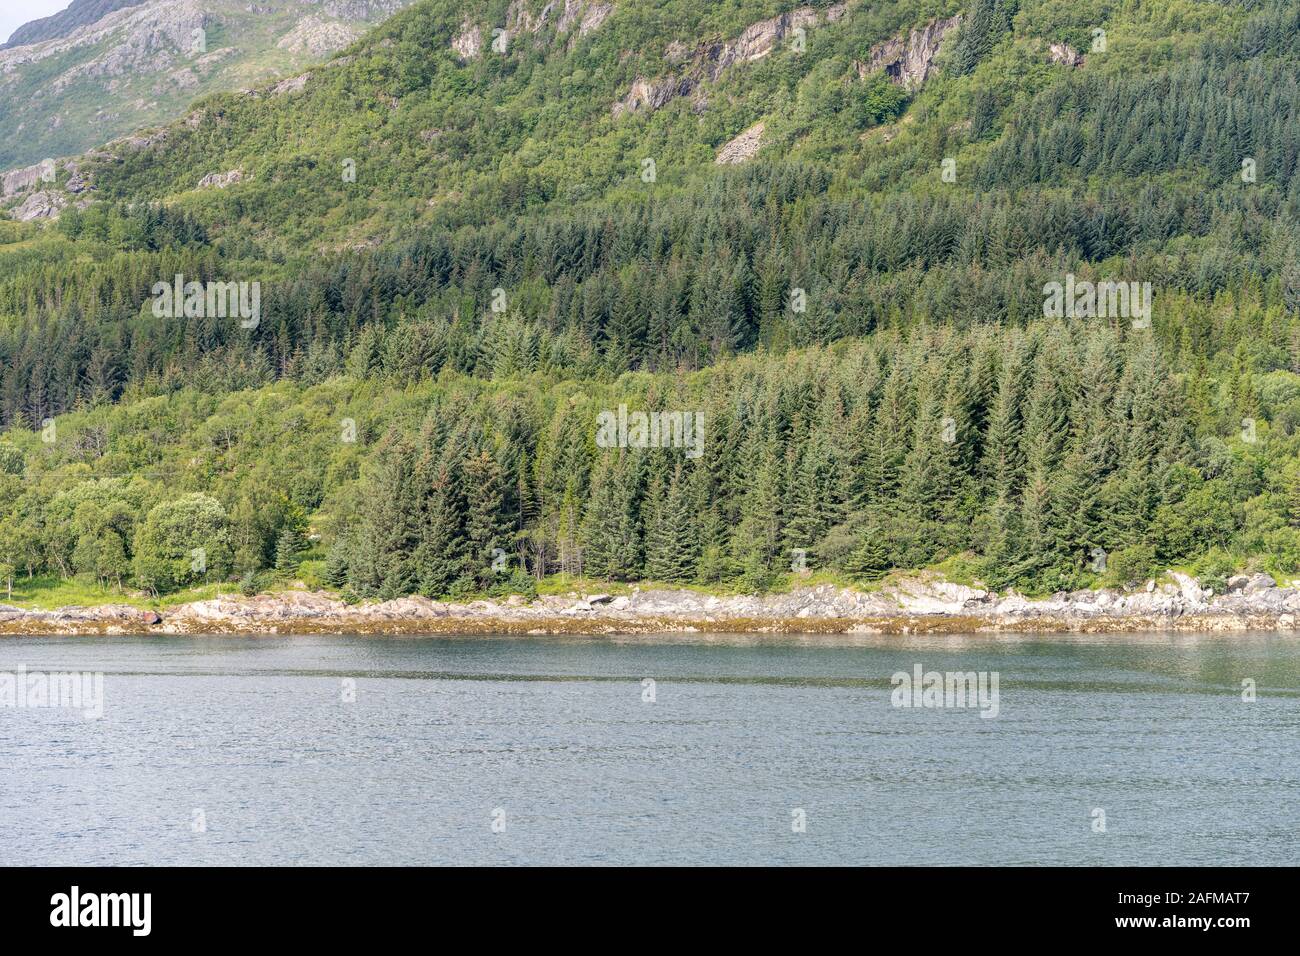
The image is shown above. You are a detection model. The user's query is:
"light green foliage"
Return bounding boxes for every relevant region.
[132,493,234,594]
[1104,543,1158,590]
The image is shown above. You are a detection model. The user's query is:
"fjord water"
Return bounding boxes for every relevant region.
[1,633,1296,866]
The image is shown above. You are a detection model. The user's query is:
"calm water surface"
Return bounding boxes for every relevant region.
[1,631,1297,865]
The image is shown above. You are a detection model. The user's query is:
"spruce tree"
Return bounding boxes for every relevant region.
[274,526,307,575]
[582,451,643,580]
[414,459,467,598]
[731,433,783,578]
[463,450,509,586]
[843,531,890,583]
[351,437,422,599]
[645,463,700,582]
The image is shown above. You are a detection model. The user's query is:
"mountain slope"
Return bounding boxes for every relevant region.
[0,0,415,169]
[4,0,1300,599]
[0,0,146,51]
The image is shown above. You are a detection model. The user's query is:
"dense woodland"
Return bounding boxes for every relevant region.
[3,0,1300,598]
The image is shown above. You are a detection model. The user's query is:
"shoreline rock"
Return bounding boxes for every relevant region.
[3,573,1300,636]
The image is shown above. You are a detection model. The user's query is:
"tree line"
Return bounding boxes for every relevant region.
[6,320,1282,599]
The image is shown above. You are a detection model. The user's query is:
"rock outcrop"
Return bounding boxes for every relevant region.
[1,0,147,52]
[451,22,483,59]
[270,73,311,97]
[2,157,95,220]
[453,0,612,60]
[11,190,67,221]
[715,121,765,164]
[557,0,613,37]
[6,573,1300,636]
[276,16,363,57]
[0,1,416,170]
[196,169,244,190]
[856,15,962,90]
[2,161,55,198]
[613,6,828,117]
[107,128,170,153]
[1048,42,1083,67]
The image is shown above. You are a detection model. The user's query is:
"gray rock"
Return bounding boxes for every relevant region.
[1,160,52,198]
[269,73,311,96]
[716,122,765,165]
[857,15,964,90]
[10,189,66,220]
[1244,572,1276,594]
[1167,571,1209,606]
[613,6,824,117]
[197,169,244,190]
[1048,42,1083,67]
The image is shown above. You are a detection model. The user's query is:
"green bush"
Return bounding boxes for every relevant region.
[1191,549,1235,593]
[296,559,329,590]
[488,568,538,600]
[1105,544,1158,590]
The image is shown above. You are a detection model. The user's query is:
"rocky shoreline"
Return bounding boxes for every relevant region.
[2,572,1299,636]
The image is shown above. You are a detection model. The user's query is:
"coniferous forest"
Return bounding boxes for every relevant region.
[4,0,1300,600]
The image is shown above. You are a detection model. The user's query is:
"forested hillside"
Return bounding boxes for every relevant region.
[3,0,1300,601]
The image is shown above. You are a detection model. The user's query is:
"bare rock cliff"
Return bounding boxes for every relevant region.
[613,4,841,118]
[856,15,963,90]
[452,0,613,60]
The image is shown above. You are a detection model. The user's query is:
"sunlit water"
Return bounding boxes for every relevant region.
[0,632,1296,865]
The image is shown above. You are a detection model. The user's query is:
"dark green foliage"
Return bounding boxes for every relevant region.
[1105,543,1159,590]
[2,314,1296,595]
[582,451,643,580]
[644,463,700,582]
[951,0,1018,76]
[843,532,890,584]
[1191,548,1235,593]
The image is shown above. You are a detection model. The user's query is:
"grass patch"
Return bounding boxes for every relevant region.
[532,574,634,598]
[1,575,241,611]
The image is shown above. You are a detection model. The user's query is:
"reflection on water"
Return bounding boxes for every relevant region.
[0,632,1296,865]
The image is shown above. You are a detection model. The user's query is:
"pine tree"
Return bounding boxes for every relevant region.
[783,432,840,562]
[324,536,351,587]
[582,451,643,580]
[644,463,700,582]
[1285,467,1300,529]
[731,433,783,577]
[274,526,307,575]
[979,350,1024,500]
[463,449,509,586]
[843,531,889,583]
[350,437,422,599]
[413,459,466,597]
[860,367,910,506]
